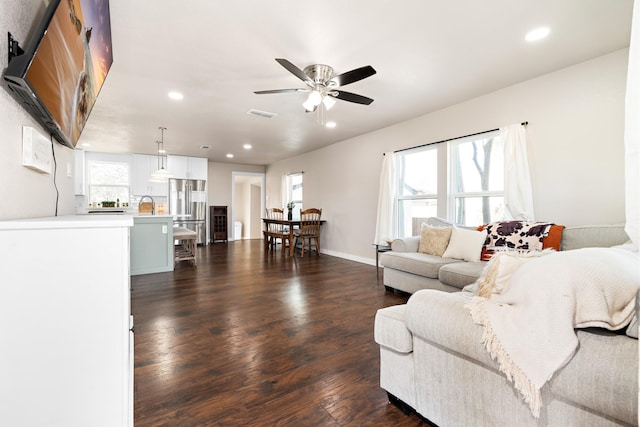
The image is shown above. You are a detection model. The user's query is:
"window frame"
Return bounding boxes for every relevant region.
[448,131,503,226]
[393,130,505,234]
[286,172,303,216]
[87,159,131,206]
[395,146,439,237]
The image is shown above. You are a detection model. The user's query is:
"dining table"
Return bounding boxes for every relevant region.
[262,218,325,257]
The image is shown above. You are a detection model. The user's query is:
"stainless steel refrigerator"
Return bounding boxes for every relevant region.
[169,178,207,245]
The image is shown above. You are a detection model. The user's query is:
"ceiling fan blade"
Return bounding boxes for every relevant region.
[275,58,314,85]
[332,90,374,105]
[254,89,306,94]
[330,65,376,87]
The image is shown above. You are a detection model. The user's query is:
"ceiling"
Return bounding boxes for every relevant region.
[78,0,634,165]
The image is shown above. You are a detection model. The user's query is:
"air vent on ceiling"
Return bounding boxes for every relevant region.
[200,145,210,149]
[247,109,278,119]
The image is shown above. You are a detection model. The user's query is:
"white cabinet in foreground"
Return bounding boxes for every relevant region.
[0,215,134,427]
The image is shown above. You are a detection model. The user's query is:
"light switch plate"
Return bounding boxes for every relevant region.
[162,225,167,234]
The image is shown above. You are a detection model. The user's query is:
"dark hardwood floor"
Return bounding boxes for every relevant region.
[132,239,429,426]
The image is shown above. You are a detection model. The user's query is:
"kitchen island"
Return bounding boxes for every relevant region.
[130,214,174,275]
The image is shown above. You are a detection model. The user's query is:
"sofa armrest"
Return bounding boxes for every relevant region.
[405,290,494,366]
[391,236,420,252]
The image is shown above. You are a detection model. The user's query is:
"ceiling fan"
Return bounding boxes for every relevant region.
[254,58,376,112]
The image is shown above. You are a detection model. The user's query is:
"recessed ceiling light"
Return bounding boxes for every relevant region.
[325,121,336,128]
[525,27,550,42]
[168,91,184,100]
[226,153,234,158]
[81,142,91,147]
[243,144,252,150]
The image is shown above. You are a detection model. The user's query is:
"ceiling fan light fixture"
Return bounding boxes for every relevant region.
[309,90,322,106]
[303,97,317,112]
[322,95,336,110]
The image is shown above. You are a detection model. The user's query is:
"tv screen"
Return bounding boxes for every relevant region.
[4,0,113,149]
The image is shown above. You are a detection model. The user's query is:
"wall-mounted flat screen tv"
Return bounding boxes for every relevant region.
[4,0,113,149]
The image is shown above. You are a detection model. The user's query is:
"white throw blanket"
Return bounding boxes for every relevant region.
[466,247,640,417]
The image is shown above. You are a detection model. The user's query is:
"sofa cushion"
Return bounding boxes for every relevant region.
[374,305,413,353]
[561,224,629,250]
[380,251,459,279]
[418,224,452,256]
[442,227,487,262]
[438,262,486,289]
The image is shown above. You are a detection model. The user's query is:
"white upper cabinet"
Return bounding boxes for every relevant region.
[167,155,208,180]
[132,154,169,197]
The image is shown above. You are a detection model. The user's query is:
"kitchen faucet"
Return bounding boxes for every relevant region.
[140,195,155,215]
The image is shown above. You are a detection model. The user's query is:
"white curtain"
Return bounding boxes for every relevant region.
[501,123,535,221]
[625,0,639,250]
[374,152,397,245]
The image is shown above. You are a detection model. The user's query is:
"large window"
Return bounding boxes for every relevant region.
[450,133,504,226]
[286,172,303,216]
[396,147,438,236]
[88,160,130,206]
[395,131,504,234]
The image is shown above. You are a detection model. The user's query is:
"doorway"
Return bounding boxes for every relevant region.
[231,172,265,240]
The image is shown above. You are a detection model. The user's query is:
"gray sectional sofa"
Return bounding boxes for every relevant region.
[380,219,631,294]
[375,223,638,426]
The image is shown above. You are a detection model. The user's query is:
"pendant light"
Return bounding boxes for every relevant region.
[149,126,172,182]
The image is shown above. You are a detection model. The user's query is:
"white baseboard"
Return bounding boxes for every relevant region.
[320,249,376,266]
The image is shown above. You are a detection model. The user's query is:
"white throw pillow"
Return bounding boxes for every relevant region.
[442,227,487,262]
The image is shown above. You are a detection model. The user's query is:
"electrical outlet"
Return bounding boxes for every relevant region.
[66,162,72,178]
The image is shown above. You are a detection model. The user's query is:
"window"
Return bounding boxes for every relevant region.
[396,147,438,236]
[88,160,130,206]
[449,133,504,226]
[286,173,303,215]
[395,131,505,234]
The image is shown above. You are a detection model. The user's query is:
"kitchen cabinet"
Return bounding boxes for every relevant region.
[131,215,174,275]
[0,215,134,427]
[167,155,208,180]
[132,153,169,197]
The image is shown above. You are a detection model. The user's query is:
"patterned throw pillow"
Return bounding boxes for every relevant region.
[418,223,452,256]
[477,221,564,261]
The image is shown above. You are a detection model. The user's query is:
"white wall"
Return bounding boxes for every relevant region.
[208,162,265,239]
[0,0,76,220]
[266,49,629,264]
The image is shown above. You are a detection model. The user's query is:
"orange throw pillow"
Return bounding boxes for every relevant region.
[542,225,565,251]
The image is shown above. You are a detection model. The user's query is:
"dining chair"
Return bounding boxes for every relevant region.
[295,208,322,257]
[264,208,290,253]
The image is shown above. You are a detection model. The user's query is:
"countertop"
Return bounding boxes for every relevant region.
[0,214,135,230]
